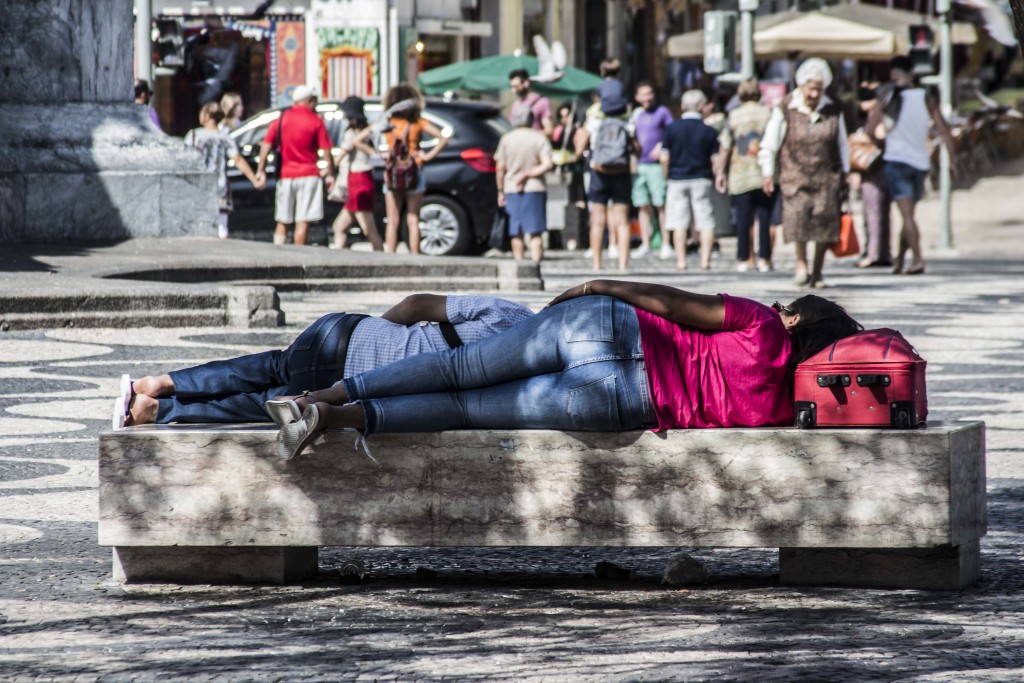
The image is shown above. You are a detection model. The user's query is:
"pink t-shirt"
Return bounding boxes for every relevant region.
[509,93,553,131]
[635,294,793,430]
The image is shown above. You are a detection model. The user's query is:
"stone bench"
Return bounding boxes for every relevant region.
[97,420,986,590]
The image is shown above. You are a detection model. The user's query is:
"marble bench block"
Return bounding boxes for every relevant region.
[98,421,985,586]
[779,540,981,590]
[112,547,318,585]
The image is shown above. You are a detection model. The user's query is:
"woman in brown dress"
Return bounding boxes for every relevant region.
[758,58,850,288]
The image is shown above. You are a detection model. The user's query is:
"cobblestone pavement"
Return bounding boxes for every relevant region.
[2,159,1024,680]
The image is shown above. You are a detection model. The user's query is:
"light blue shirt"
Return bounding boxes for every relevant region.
[341,296,535,378]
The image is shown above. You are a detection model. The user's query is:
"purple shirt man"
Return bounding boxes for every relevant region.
[631,104,673,164]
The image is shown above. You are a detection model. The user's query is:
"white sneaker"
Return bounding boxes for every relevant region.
[607,245,619,259]
[659,244,673,260]
[631,244,650,258]
[584,248,595,258]
[736,262,752,273]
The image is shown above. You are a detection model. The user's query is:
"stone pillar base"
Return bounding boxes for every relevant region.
[779,541,981,590]
[0,103,217,243]
[112,547,319,585]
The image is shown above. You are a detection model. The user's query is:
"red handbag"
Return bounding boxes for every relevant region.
[830,211,860,258]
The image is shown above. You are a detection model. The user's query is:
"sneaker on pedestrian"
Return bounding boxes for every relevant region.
[584,248,595,259]
[756,259,773,273]
[736,262,752,273]
[607,245,619,259]
[631,244,650,258]
[659,244,673,260]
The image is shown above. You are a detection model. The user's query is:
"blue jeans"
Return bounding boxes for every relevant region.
[158,313,357,423]
[884,160,927,202]
[343,296,655,433]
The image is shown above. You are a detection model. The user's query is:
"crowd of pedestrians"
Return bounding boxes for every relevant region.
[174,52,954,279]
[500,52,955,285]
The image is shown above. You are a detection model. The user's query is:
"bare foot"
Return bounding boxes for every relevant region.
[127,394,159,425]
[134,375,175,398]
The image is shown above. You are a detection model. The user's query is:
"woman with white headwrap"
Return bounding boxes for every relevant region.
[758,58,850,288]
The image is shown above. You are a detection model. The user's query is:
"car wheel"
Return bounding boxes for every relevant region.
[419,195,471,256]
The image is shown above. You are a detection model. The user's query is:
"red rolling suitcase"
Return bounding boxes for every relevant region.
[793,328,927,429]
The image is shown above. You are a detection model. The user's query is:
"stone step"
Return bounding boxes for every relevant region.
[0,286,283,330]
[236,276,514,293]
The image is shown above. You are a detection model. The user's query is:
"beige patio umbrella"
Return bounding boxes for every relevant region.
[666,6,976,60]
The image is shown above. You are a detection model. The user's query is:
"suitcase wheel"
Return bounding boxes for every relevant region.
[890,401,916,429]
[795,401,817,429]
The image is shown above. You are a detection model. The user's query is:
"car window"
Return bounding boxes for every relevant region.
[231,110,280,149]
[481,114,512,137]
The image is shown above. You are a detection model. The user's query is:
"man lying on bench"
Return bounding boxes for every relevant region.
[113,294,534,427]
[271,281,863,459]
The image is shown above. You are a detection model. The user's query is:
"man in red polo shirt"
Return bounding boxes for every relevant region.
[256,84,337,246]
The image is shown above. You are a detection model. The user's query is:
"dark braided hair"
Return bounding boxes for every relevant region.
[783,295,863,370]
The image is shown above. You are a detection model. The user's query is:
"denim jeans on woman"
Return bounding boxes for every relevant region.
[342,296,656,434]
[159,313,356,423]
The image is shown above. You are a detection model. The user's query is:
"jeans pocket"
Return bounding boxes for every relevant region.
[289,313,340,353]
[566,374,621,430]
[561,297,615,343]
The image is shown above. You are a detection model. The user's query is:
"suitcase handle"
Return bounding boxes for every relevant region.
[856,374,891,387]
[817,374,851,387]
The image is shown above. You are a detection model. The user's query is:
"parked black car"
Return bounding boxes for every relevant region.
[226,97,509,255]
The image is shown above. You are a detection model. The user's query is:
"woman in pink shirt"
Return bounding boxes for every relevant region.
[273,281,862,459]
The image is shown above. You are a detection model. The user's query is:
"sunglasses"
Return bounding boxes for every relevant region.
[772,301,795,315]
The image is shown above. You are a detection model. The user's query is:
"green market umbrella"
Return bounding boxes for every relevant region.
[417,54,601,97]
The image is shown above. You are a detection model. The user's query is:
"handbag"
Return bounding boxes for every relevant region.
[489,207,510,251]
[830,210,860,258]
[848,128,882,173]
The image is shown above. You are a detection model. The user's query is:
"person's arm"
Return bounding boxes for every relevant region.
[928,94,958,175]
[255,119,277,182]
[234,153,264,189]
[317,123,337,189]
[546,280,725,330]
[715,125,733,192]
[758,106,785,194]
[514,143,554,190]
[380,294,448,324]
[495,158,507,207]
[837,113,851,175]
[352,127,377,156]
[864,100,885,141]
[573,126,590,155]
[418,120,450,163]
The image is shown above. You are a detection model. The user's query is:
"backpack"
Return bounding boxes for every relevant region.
[590,117,631,174]
[384,123,420,192]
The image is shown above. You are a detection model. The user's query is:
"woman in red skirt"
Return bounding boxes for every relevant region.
[332,97,383,250]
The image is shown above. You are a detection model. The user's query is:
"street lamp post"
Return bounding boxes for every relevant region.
[937,0,953,249]
[738,0,758,80]
[135,0,152,83]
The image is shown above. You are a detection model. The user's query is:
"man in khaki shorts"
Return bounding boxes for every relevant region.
[660,90,719,270]
[256,84,337,245]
